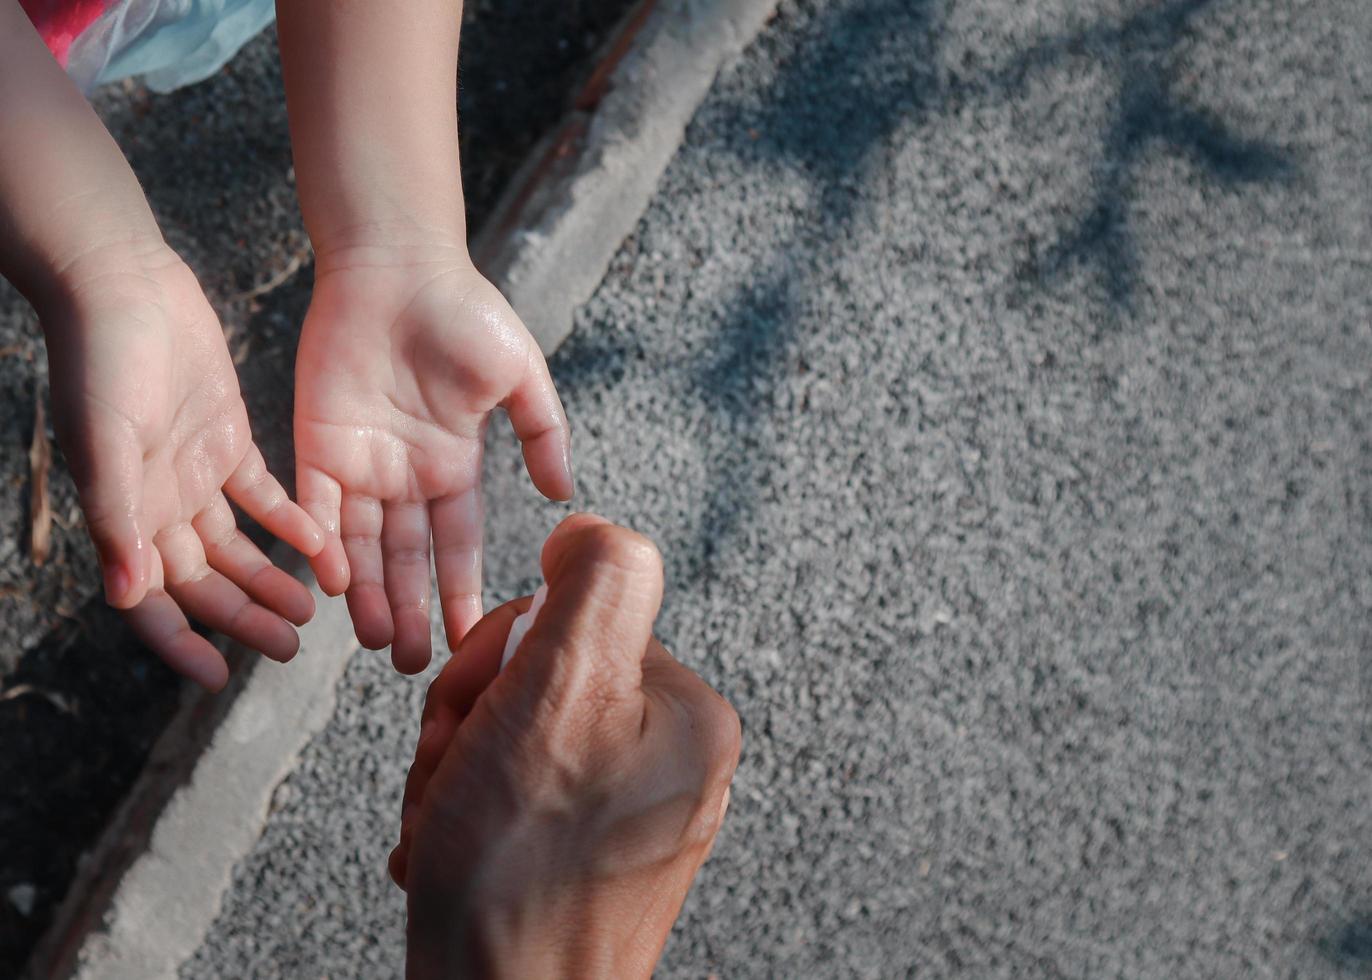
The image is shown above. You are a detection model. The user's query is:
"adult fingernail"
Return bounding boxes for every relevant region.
[416,720,441,756]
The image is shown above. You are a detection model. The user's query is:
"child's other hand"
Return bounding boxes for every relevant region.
[45,241,324,690]
[294,242,573,674]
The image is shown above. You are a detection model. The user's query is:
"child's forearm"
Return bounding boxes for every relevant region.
[0,0,165,316]
[275,0,468,261]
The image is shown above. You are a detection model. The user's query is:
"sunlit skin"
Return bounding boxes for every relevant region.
[48,244,324,688]
[0,1,321,689]
[392,516,741,979]
[294,244,572,673]
[3,3,727,970]
[278,0,574,669]
[2,0,572,682]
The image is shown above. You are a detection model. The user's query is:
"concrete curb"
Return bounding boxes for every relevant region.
[24,0,778,976]
[474,0,780,352]
[26,559,356,980]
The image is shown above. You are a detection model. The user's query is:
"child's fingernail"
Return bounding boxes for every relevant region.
[104,565,130,605]
[187,655,229,693]
[561,444,575,498]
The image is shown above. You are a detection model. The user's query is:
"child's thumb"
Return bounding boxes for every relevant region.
[71,436,150,609]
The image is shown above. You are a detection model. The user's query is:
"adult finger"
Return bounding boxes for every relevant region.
[225,444,324,557]
[122,551,228,690]
[640,637,742,795]
[393,598,526,888]
[502,344,573,502]
[192,493,314,626]
[507,514,664,702]
[423,596,525,724]
[341,492,393,650]
[382,500,433,674]
[430,485,483,650]
[296,465,349,596]
[158,522,300,662]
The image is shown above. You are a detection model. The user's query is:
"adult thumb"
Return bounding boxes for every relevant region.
[506,514,664,702]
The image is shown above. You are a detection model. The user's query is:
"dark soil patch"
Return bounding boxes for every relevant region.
[0,606,181,978]
[459,0,644,235]
[0,0,638,974]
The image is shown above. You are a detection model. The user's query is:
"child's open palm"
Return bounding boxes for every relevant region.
[46,245,324,689]
[294,250,572,673]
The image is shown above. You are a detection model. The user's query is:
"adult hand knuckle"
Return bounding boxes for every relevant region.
[574,524,662,581]
[693,690,742,779]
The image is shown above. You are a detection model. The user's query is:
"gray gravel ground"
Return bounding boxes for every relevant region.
[188,0,1372,976]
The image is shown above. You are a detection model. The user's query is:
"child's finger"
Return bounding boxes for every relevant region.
[122,552,229,691]
[341,492,394,651]
[381,500,433,674]
[431,485,484,650]
[297,466,349,596]
[225,444,325,557]
[193,493,315,626]
[502,345,573,502]
[157,523,300,663]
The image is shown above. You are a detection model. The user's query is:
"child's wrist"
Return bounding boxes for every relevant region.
[32,233,180,331]
[299,173,467,262]
[310,219,473,280]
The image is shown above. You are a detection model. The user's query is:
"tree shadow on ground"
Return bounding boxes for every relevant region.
[974,0,1298,306]
[678,0,1298,560]
[1318,914,1372,973]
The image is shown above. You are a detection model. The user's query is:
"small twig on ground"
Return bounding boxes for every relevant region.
[231,250,308,304]
[29,392,52,566]
[0,682,76,715]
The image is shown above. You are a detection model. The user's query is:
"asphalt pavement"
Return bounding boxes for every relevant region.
[186,0,1372,976]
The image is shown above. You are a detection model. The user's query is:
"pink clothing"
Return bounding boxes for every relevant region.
[19,0,111,65]
[17,0,277,94]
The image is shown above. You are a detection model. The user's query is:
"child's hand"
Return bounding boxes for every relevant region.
[294,244,573,673]
[45,241,324,690]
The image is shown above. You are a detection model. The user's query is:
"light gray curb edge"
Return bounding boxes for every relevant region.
[26,0,779,977]
[474,0,780,353]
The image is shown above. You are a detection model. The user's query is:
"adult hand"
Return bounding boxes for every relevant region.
[391,515,741,979]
